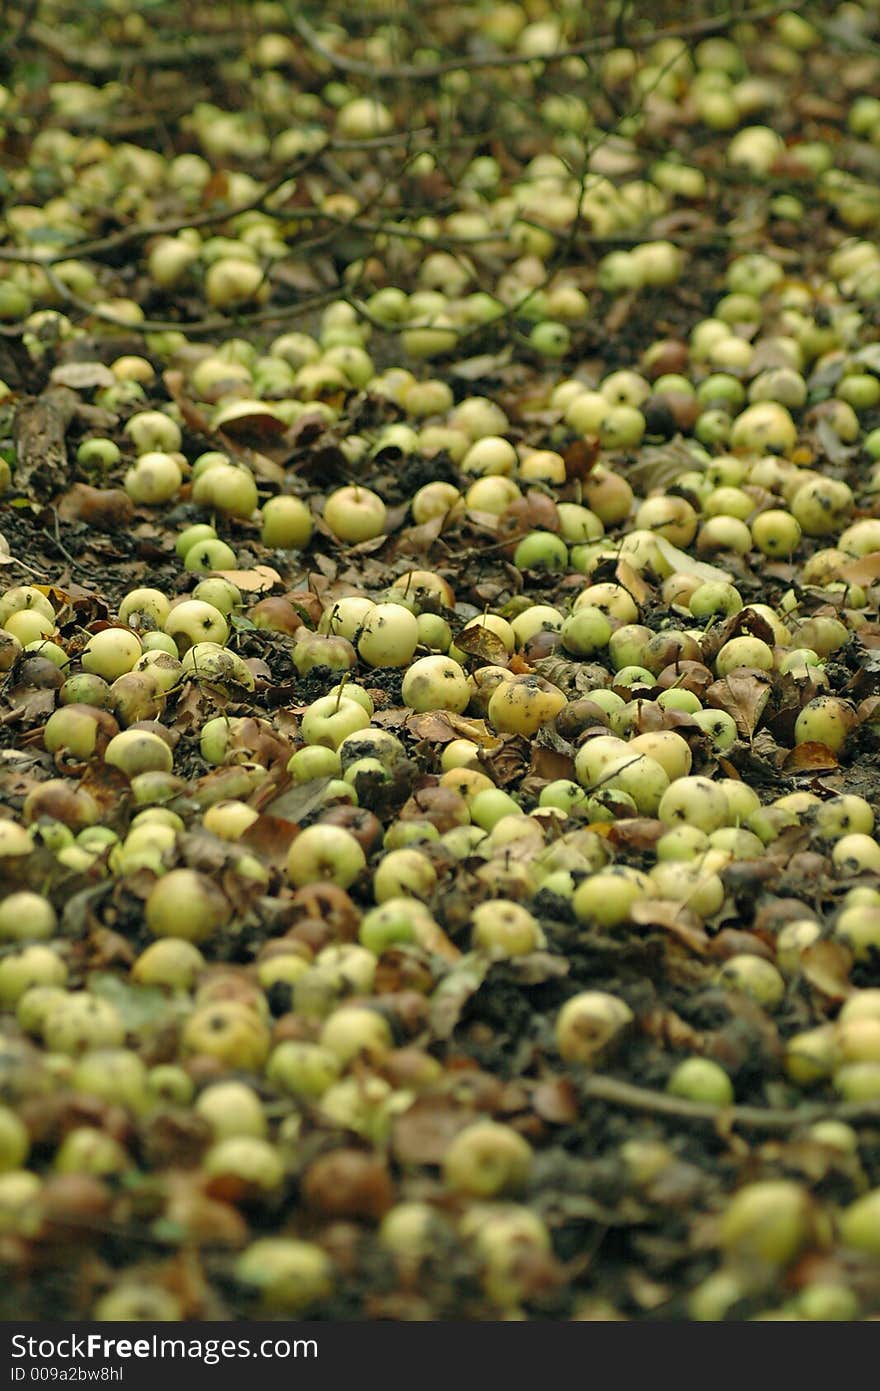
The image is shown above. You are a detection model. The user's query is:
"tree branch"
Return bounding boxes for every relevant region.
[583,1073,880,1133]
[288,3,796,82]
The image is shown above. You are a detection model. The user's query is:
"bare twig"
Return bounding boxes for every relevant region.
[288,3,795,82]
[25,20,246,72]
[583,1073,880,1133]
[0,128,438,268]
[0,0,39,55]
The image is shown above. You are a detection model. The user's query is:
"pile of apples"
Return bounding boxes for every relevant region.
[6,0,880,1322]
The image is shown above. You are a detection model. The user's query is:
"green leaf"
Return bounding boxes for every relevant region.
[88,972,190,1035]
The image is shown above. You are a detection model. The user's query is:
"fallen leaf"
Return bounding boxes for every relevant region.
[49,362,115,391]
[212,399,288,436]
[56,484,134,530]
[261,779,335,822]
[477,734,529,786]
[210,565,282,593]
[429,954,491,1039]
[814,416,856,467]
[162,370,214,436]
[630,899,712,954]
[451,625,510,666]
[653,536,732,584]
[528,744,575,781]
[406,710,499,746]
[531,1076,580,1124]
[393,515,446,557]
[247,451,286,486]
[563,437,600,482]
[608,818,666,853]
[450,347,514,380]
[240,813,301,869]
[89,972,191,1038]
[626,436,706,494]
[783,741,839,772]
[615,559,652,605]
[705,671,771,739]
[391,1095,473,1165]
[840,553,880,587]
[505,951,569,985]
[800,939,854,1002]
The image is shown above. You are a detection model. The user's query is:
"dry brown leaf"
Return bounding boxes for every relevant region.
[705,671,771,739]
[213,401,288,437]
[406,711,499,746]
[162,370,214,437]
[855,623,880,650]
[239,814,300,869]
[783,741,839,772]
[391,1096,473,1165]
[429,955,491,1039]
[56,484,134,531]
[453,625,510,666]
[800,939,853,1002]
[528,744,575,782]
[563,437,600,483]
[629,899,712,954]
[615,559,651,605]
[839,553,880,587]
[414,920,461,963]
[506,952,569,985]
[261,779,335,823]
[608,818,666,853]
[247,451,286,486]
[210,565,282,593]
[393,515,446,557]
[478,734,529,786]
[531,1076,580,1125]
[50,362,115,390]
[652,536,732,584]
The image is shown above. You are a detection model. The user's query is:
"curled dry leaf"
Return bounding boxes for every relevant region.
[652,535,732,584]
[629,899,712,955]
[450,347,514,380]
[563,437,600,483]
[162,370,214,437]
[799,939,854,1003]
[615,558,652,606]
[528,743,576,782]
[429,954,491,1040]
[504,952,569,985]
[212,399,288,437]
[530,1076,580,1125]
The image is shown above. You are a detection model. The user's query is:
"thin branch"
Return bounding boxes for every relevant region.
[24,19,247,73]
[583,1073,880,1133]
[30,262,344,335]
[288,3,795,82]
[0,0,39,56]
[0,129,436,267]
